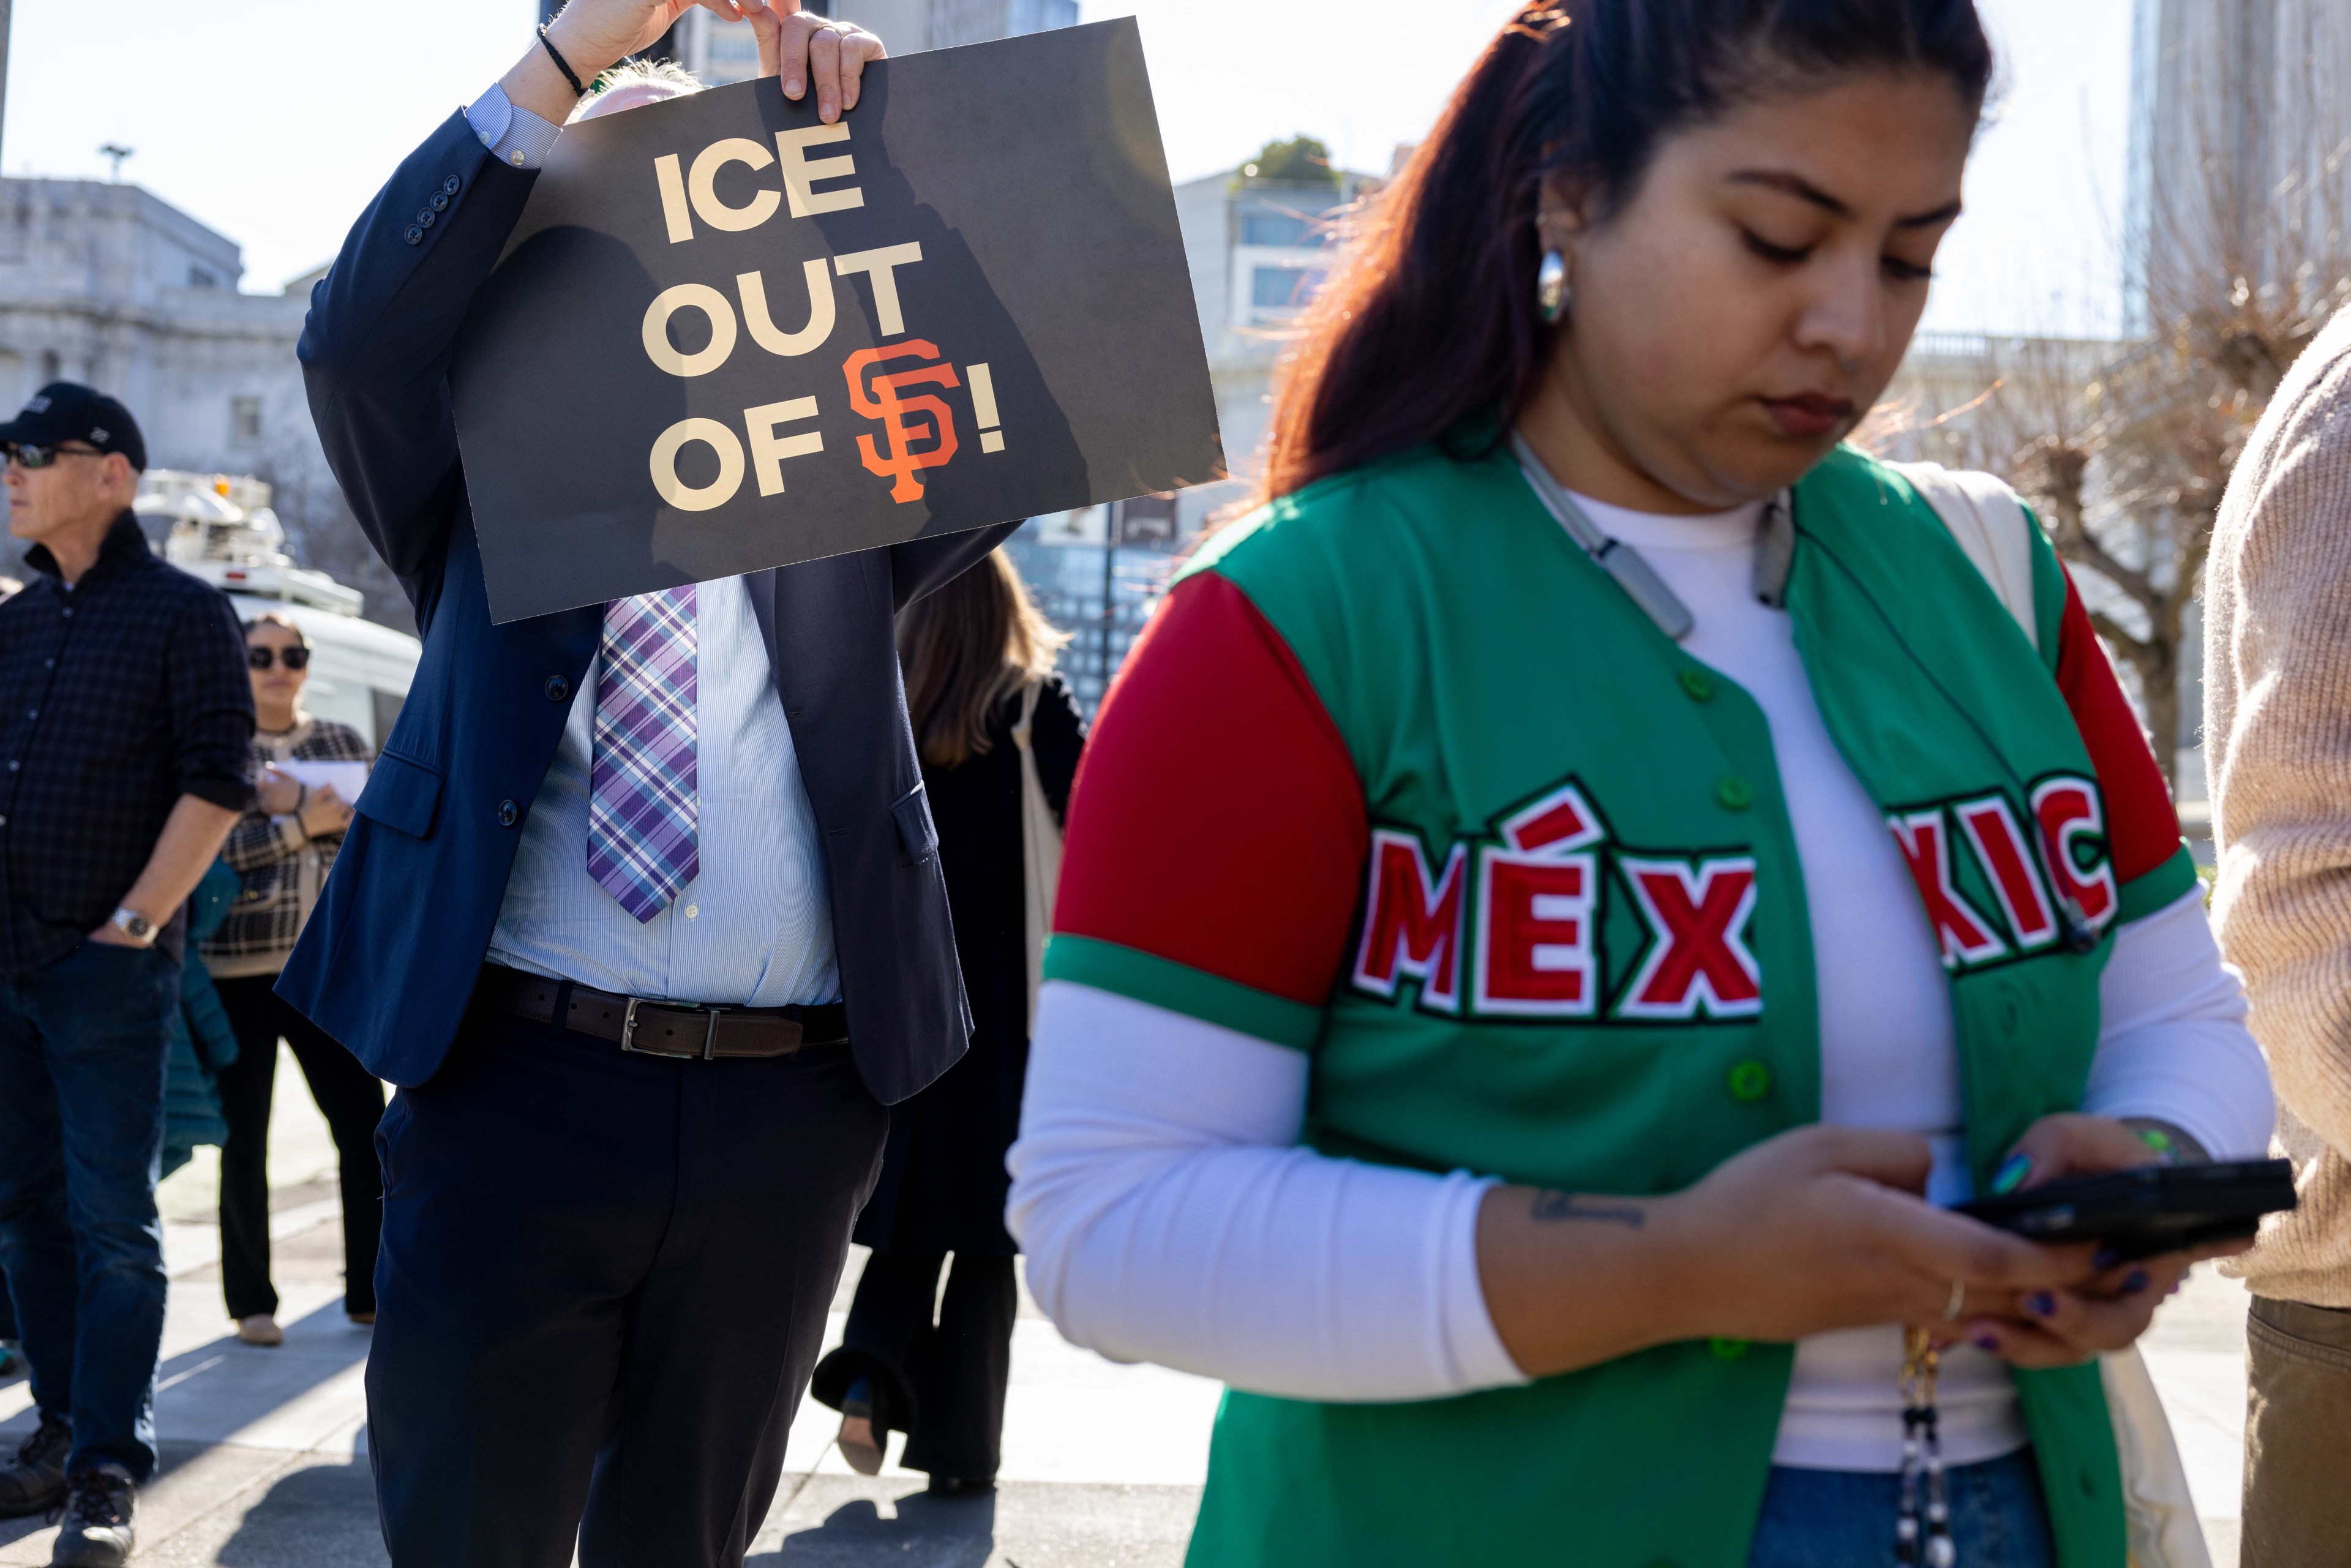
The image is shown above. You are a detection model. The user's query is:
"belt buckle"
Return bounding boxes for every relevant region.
[620,997,646,1055]
[701,1006,726,1062]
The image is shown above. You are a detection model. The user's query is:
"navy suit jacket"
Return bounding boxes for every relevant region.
[279,111,1013,1098]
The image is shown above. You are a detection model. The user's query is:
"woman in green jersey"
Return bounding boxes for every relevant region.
[1009,4,2276,1566]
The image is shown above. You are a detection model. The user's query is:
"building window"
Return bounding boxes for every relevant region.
[187,264,220,289]
[38,351,59,384]
[1251,266,1327,312]
[231,397,263,444]
[1008,0,1079,33]
[1240,212,1322,248]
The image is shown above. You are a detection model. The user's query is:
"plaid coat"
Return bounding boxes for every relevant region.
[202,717,370,978]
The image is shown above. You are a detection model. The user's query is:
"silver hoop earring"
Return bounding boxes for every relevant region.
[1537,249,1570,324]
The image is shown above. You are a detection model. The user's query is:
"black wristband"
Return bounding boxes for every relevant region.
[538,24,588,97]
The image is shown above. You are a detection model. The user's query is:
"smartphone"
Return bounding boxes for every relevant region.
[1953,1158,2297,1262]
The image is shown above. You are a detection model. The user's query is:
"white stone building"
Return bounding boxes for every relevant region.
[0,178,378,610]
[0,178,318,491]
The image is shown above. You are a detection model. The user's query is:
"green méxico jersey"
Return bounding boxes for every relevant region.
[1044,442,2197,1568]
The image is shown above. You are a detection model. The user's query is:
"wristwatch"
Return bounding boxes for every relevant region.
[109,907,157,946]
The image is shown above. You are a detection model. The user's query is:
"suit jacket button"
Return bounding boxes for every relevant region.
[432,192,451,212]
[403,225,424,246]
[443,175,462,196]
[544,675,570,703]
[417,209,435,229]
[498,800,519,827]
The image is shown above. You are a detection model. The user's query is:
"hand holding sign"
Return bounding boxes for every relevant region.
[516,2,879,130]
[453,20,1221,623]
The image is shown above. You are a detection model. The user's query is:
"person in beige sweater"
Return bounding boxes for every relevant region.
[2205,299,2351,1568]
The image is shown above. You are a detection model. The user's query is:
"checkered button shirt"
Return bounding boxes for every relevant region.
[0,512,254,970]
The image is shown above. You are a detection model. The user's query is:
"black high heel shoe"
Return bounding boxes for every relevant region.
[835,1377,885,1476]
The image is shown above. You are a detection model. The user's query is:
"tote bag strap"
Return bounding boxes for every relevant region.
[1012,680,1063,1035]
[1883,460,2040,652]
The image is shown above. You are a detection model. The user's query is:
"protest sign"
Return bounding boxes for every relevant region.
[450,18,1222,623]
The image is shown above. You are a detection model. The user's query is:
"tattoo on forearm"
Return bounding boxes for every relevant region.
[1529,1191,1646,1228]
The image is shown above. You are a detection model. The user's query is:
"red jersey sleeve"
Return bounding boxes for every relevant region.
[1046,570,1368,1048]
[2049,561,2195,910]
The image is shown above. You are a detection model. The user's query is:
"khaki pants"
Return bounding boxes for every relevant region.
[2243,1296,2351,1567]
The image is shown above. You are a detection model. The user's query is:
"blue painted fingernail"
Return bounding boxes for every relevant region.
[1992,1152,2032,1196]
[1974,1334,2000,1352]
[2092,1246,2120,1270]
[2122,1270,2150,1296]
[2027,1291,2057,1317]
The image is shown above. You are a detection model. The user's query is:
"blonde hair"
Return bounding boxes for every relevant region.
[242,610,307,647]
[897,551,1073,768]
[570,58,705,123]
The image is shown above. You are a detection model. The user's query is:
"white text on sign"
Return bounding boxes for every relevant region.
[641,126,1008,514]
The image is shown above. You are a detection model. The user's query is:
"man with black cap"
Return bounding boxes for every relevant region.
[0,383,253,1567]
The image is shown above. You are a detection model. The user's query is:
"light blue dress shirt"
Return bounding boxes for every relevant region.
[488,579,841,1007]
[466,83,563,171]
[465,89,838,1005]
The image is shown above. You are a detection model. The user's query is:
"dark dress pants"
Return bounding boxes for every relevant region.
[816,1250,1018,1480]
[367,1000,887,1568]
[213,974,387,1319]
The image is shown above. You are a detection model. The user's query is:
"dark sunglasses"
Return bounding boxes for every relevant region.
[248,645,310,671]
[4,443,104,470]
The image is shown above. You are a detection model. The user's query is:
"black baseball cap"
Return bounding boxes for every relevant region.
[0,382,146,471]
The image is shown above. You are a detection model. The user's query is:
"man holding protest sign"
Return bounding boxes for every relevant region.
[283,3,1020,1562]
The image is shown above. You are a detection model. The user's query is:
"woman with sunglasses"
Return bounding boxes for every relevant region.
[201,612,383,1345]
[1007,4,2275,1566]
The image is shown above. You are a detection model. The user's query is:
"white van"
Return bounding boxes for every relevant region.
[134,471,422,751]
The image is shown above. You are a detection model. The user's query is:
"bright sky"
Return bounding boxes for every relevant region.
[0,0,2130,335]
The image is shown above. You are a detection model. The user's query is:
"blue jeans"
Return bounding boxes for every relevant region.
[0,939,178,1480]
[1747,1450,2057,1568]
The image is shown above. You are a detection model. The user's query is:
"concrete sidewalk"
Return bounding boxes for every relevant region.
[0,1061,2262,1564]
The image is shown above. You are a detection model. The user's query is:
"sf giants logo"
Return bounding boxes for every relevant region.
[1351,779,1763,1024]
[1886,774,2116,972]
[846,342,961,503]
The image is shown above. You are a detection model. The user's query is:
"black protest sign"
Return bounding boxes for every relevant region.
[451,19,1221,623]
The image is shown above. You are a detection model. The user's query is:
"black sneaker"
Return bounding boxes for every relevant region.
[50,1466,135,1568]
[0,1414,70,1517]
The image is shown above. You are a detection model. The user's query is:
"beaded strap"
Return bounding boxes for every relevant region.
[1896,1327,1955,1568]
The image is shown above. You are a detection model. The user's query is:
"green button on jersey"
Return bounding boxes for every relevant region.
[1727,1060,1773,1103]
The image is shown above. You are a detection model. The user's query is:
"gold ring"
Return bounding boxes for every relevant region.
[1943,1280,1967,1322]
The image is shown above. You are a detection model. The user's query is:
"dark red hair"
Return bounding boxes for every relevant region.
[1261,0,1993,502]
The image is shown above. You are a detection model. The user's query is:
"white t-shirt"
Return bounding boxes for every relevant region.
[1573,493,2018,1465]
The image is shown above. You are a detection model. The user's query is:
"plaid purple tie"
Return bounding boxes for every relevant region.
[588,585,699,922]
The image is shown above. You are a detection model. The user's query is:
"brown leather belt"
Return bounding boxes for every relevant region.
[480,966,847,1060]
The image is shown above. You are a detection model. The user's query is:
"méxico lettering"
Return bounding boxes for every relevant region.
[1349,773,2118,1024]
